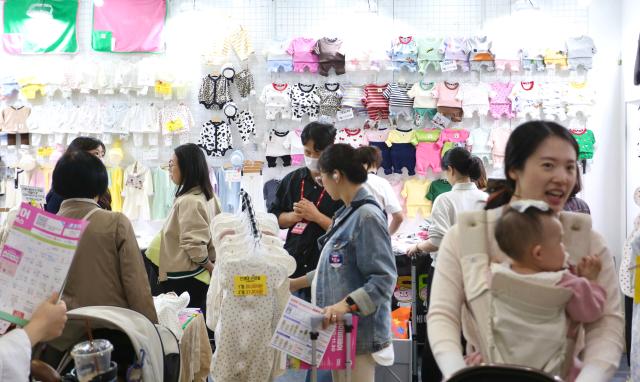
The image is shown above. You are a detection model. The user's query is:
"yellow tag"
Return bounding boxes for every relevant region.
[167,119,185,132]
[37,146,54,157]
[234,275,267,297]
[635,255,640,303]
[155,81,173,96]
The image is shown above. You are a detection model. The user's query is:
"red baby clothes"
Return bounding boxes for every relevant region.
[336,128,368,148]
[440,128,470,158]
[363,84,390,120]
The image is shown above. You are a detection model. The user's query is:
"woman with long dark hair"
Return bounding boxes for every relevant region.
[427,121,623,381]
[158,143,219,313]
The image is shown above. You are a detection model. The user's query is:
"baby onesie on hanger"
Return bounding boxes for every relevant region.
[389,36,418,72]
[197,120,233,157]
[122,163,153,221]
[383,82,414,123]
[467,127,492,164]
[336,128,368,148]
[234,69,255,99]
[489,82,515,119]
[199,74,233,110]
[411,129,443,175]
[435,82,464,122]
[287,37,319,73]
[417,37,445,74]
[386,129,417,175]
[314,38,346,76]
[443,37,470,71]
[408,81,438,125]
[565,81,595,118]
[491,36,522,72]
[426,179,452,202]
[366,128,392,174]
[287,129,304,166]
[264,130,291,168]
[566,36,596,71]
[540,82,567,121]
[289,83,320,121]
[102,103,130,135]
[1,106,31,133]
[108,166,124,212]
[544,47,568,70]
[440,128,470,157]
[222,28,254,61]
[509,81,542,120]
[363,84,390,121]
[521,43,546,71]
[160,104,194,135]
[401,178,432,218]
[571,129,595,160]
[260,83,292,120]
[151,167,175,220]
[458,82,492,118]
[317,83,343,118]
[233,110,256,144]
[489,125,512,167]
[265,38,293,72]
[341,84,366,115]
[467,36,495,72]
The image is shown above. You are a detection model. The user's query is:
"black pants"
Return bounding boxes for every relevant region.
[626,295,633,366]
[422,265,443,382]
[159,277,209,313]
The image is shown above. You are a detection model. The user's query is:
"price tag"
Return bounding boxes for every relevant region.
[224,169,241,183]
[142,147,159,161]
[234,275,267,296]
[440,59,458,72]
[336,108,354,121]
[21,186,45,205]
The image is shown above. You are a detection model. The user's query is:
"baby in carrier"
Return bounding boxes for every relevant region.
[480,200,606,379]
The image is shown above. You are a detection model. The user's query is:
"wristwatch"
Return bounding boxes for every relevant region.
[345,296,358,313]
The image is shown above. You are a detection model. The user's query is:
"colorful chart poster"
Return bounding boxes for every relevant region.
[2,0,79,54]
[92,0,166,53]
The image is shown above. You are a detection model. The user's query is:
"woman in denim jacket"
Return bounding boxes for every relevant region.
[290,144,398,382]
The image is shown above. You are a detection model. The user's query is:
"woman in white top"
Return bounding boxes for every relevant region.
[360,146,404,234]
[407,147,487,257]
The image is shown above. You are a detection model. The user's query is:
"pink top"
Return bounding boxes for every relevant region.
[489,82,515,105]
[441,128,469,143]
[287,37,319,64]
[365,129,390,143]
[489,126,511,155]
[435,82,462,108]
[558,272,606,325]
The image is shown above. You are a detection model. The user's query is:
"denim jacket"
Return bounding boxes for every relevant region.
[306,187,397,355]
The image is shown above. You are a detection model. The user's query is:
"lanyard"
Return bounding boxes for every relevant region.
[300,179,325,207]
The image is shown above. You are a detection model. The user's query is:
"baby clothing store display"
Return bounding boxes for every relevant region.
[458,82,492,118]
[366,127,392,174]
[265,38,293,72]
[443,37,470,71]
[408,80,438,125]
[571,127,596,161]
[241,173,266,212]
[1,105,31,133]
[540,82,567,121]
[314,37,346,76]
[264,129,291,168]
[286,129,305,166]
[489,125,512,167]
[159,104,195,135]
[491,35,522,72]
[566,36,597,71]
[383,82,414,123]
[122,162,153,221]
[417,37,444,74]
[151,167,175,220]
[222,28,254,61]
[522,43,546,72]
[289,83,320,121]
[489,82,515,119]
[467,36,495,72]
[435,81,464,122]
[426,179,452,202]
[317,82,343,119]
[336,127,368,148]
[341,84,366,114]
[197,120,233,157]
[234,69,256,99]
[411,128,443,175]
[215,169,242,214]
[467,126,492,165]
[544,45,568,70]
[389,36,418,72]
[440,128,470,158]
[565,81,595,118]
[363,84,390,121]
[260,83,292,120]
[231,110,257,144]
[401,178,432,218]
[509,81,542,119]
[386,128,417,175]
[199,73,234,110]
[287,37,319,73]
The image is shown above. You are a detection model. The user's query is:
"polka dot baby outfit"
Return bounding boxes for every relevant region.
[509,81,542,120]
[197,120,233,157]
[289,83,320,121]
[489,82,515,119]
[260,83,292,120]
[336,128,368,148]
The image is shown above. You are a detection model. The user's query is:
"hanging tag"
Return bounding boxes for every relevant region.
[440,60,458,72]
[234,275,268,296]
[431,112,452,129]
[336,108,354,121]
[224,169,241,183]
[291,221,308,235]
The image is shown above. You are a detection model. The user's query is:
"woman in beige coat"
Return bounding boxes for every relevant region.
[427,121,624,381]
[54,151,157,323]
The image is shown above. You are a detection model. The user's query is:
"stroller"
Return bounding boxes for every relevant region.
[33,306,180,382]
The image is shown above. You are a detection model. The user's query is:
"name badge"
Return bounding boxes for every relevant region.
[291,222,308,235]
[329,253,343,268]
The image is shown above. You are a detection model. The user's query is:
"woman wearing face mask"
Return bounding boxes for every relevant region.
[268,122,343,302]
[427,121,624,381]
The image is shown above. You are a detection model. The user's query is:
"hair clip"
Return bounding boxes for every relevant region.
[510,200,550,213]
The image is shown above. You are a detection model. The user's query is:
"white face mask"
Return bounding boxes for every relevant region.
[304,155,319,172]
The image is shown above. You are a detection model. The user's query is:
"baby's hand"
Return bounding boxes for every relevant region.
[577,255,602,281]
[464,351,483,366]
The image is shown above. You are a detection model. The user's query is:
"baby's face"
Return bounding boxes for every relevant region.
[537,216,567,271]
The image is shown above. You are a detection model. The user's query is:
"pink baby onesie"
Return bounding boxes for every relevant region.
[412,129,443,175]
[489,125,512,167]
[440,128,470,158]
[287,37,319,73]
[489,82,515,119]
